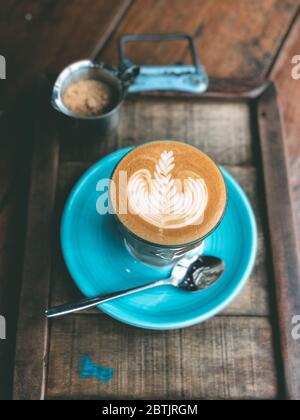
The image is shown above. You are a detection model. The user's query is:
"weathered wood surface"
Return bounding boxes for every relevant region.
[0,0,131,109]
[258,84,300,400]
[47,315,278,400]
[0,0,131,209]
[0,113,17,211]
[271,13,300,248]
[0,91,37,400]
[13,83,60,401]
[50,162,269,317]
[60,98,253,164]
[0,200,25,400]
[1,1,132,400]
[100,0,299,83]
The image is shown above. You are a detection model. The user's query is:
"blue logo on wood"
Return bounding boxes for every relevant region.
[78,355,114,382]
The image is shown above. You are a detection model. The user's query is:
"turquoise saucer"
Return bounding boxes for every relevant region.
[61,147,257,330]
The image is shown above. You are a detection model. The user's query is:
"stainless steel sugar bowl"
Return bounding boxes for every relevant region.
[51,60,139,136]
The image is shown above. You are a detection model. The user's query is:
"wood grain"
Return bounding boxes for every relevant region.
[60,98,253,165]
[0,200,26,400]
[271,12,300,251]
[258,84,300,400]
[191,0,300,81]
[13,82,60,401]
[2,0,131,399]
[49,162,270,317]
[0,112,18,211]
[100,0,299,82]
[0,0,131,109]
[0,90,37,400]
[46,315,278,400]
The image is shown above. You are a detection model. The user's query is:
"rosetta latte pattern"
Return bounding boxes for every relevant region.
[128,150,208,229]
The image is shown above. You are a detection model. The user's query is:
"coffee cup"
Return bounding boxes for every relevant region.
[109,140,227,267]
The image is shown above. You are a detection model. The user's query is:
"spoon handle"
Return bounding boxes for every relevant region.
[45,279,169,318]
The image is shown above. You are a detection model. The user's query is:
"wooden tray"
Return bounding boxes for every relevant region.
[12,79,300,400]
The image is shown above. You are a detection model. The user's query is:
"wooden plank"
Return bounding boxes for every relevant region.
[291,158,300,242]
[0,112,17,212]
[0,90,37,400]
[100,0,218,66]
[224,166,270,316]
[191,0,299,81]
[0,82,36,218]
[0,0,132,109]
[271,13,300,251]
[60,98,253,165]
[49,162,270,316]
[258,83,300,400]
[0,200,26,400]
[0,203,15,400]
[4,0,132,399]
[13,80,60,400]
[100,0,299,82]
[46,315,278,400]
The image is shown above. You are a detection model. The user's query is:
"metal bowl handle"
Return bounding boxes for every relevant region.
[119,33,202,72]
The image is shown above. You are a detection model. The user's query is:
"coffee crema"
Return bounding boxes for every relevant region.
[111,141,227,246]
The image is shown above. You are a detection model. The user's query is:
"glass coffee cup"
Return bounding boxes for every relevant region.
[110,141,227,267]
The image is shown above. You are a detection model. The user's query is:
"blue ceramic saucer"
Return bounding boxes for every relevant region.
[61,147,257,330]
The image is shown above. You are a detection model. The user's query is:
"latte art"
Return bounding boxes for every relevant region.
[111,141,227,246]
[128,151,208,229]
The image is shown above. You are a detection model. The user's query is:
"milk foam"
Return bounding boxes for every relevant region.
[127,150,208,229]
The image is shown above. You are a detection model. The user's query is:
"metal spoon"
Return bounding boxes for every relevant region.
[45,255,225,318]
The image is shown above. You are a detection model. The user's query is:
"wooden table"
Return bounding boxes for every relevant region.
[1,0,300,400]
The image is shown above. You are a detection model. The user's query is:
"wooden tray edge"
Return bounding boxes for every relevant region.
[257,83,300,400]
